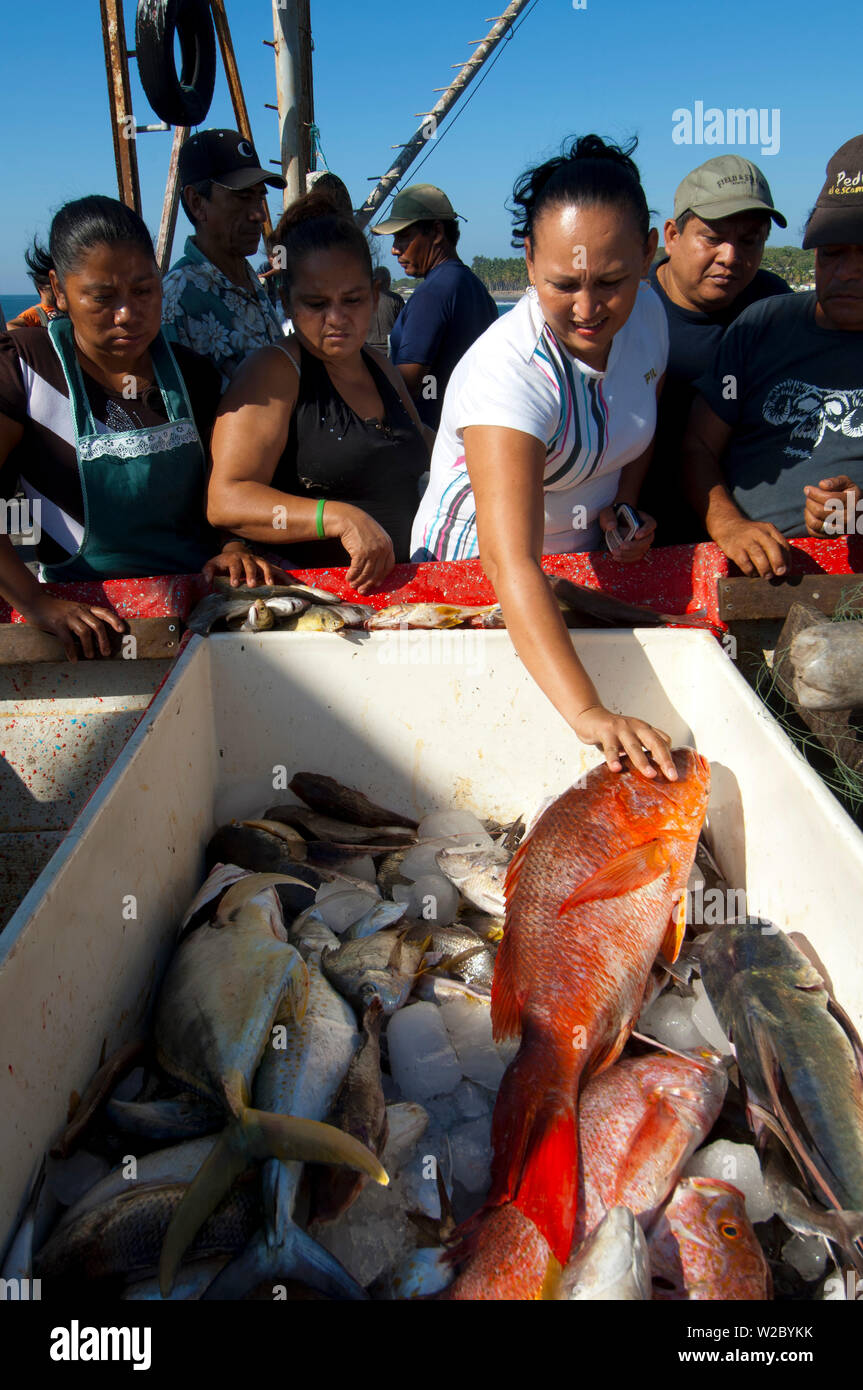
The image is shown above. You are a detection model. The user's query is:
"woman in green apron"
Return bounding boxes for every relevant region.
[0,196,282,658]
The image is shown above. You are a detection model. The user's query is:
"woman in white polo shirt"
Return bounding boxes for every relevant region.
[410,135,674,779]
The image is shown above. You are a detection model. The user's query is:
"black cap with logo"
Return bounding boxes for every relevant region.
[803,136,863,249]
[178,129,286,191]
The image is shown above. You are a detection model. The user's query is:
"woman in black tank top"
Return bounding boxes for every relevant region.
[207,190,430,593]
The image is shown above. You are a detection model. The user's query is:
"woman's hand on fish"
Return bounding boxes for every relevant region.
[598,507,657,563]
[573,705,676,780]
[328,503,395,595]
[202,549,292,587]
[18,594,126,661]
[803,476,861,537]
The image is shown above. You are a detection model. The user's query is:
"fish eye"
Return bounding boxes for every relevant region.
[720,1221,740,1239]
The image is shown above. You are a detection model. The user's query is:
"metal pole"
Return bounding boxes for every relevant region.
[99,0,142,214]
[156,125,190,274]
[272,0,304,205]
[209,0,273,239]
[355,0,533,230]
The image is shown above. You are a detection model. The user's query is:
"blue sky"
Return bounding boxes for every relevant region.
[0,0,857,292]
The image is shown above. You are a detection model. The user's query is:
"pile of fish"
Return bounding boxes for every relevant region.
[6,763,863,1301]
[185,576,715,637]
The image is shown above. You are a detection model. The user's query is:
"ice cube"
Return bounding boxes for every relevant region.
[683,1140,775,1225]
[387,1246,453,1300]
[782,1233,828,1281]
[690,978,734,1055]
[424,1095,458,1130]
[340,854,377,885]
[418,810,491,841]
[449,1115,493,1194]
[402,836,493,880]
[440,997,505,1090]
[315,881,379,933]
[383,1101,429,1175]
[404,873,459,927]
[386,1002,462,1101]
[453,1079,493,1120]
[316,1177,416,1288]
[638,990,707,1052]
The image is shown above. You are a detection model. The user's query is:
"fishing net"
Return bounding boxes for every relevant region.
[754,585,863,821]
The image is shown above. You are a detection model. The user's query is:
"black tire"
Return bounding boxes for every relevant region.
[135,0,217,128]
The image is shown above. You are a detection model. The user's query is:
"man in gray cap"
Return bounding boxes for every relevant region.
[643,156,791,542]
[373,184,496,428]
[683,137,863,577]
[162,129,287,386]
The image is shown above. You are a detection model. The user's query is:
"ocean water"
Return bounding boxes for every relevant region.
[2,294,35,322]
[4,292,515,323]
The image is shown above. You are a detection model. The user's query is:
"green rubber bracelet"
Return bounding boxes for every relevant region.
[316,498,326,540]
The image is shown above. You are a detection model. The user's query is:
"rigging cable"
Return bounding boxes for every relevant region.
[374,0,541,220]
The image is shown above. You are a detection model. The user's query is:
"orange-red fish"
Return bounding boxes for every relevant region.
[574,1051,727,1246]
[648,1176,771,1300]
[446,1204,561,1301]
[469,749,710,1273]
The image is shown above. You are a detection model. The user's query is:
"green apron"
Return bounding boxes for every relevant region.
[42,319,214,581]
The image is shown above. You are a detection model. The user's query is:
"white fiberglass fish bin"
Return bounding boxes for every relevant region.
[1,628,862,1252]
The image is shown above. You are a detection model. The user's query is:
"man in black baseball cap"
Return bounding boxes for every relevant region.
[682,138,863,577]
[643,156,792,544]
[162,130,287,386]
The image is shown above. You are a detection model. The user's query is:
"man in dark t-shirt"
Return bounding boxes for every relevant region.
[372,184,497,429]
[643,156,791,543]
[683,136,863,578]
[366,266,405,356]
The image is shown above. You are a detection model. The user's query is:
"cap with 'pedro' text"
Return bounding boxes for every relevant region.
[803,136,863,249]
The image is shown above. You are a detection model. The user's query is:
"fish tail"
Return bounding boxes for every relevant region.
[159,1109,388,1296]
[485,1043,579,1266]
[202,1223,367,1301]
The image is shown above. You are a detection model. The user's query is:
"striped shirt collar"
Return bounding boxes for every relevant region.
[513,286,617,378]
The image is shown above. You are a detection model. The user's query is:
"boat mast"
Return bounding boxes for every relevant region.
[355,0,534,230]
[272,0,314,206]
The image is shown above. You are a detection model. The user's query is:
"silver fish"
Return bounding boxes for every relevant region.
[435,846,510,916]
[203,958,366,1301]
[558,1207,650,1301]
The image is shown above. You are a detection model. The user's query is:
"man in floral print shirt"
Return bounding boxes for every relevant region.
[162,129,286,387]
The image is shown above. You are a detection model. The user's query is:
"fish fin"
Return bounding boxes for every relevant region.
[557,840,670,915]
[160,1111,388,1296]
[825,993,863,1086]
[540,1253,564,1301]
[490,927,521,1041]
[159,1124,251,1296]
[610,1094,690,1207]
[202,1223,368,1301]
[586,1023,631,1080]
[244,1109,389,1185]
[503,833,533,907]
[511,1101,579,1267]
[750,1021,847,1213]
[216,872,314,922]
[274,948,310,1024]
[660,888,688,964]
[483,1042,578,1264]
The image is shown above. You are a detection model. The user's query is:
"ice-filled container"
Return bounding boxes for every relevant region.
[1,626,862,1254]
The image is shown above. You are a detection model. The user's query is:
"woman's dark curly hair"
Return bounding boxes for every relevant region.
[509,134,651,248]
